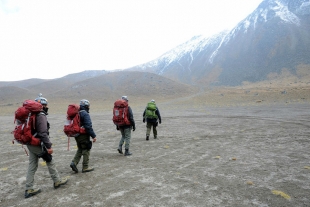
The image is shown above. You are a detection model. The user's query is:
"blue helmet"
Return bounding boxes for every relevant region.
[35,93,48,105]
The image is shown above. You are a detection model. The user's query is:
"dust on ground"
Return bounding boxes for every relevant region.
[0,101,310,207]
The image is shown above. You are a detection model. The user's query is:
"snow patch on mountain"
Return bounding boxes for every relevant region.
[209,33,230,64]
[238,0,301,33]
[273,0,300,25]
[139,31,228,74]
[208,0,303,63]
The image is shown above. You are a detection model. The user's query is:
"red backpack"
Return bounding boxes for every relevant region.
[112,99,131,126]
[12,100,42,146]
[63,104,86,137]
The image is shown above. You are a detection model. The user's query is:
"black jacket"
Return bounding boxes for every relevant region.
[79,105,96,138]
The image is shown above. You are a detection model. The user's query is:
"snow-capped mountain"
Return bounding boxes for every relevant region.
[129,0,310,86]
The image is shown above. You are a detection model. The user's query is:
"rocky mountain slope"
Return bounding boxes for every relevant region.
[129,0,310,86]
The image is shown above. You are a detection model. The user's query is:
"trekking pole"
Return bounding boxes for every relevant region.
[22,144,29,156]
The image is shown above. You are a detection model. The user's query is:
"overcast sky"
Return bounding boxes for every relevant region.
[0,0,263,81]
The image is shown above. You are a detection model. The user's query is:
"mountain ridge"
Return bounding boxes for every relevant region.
[127,0,310,86]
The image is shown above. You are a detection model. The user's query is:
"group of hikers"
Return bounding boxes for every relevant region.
[14,94,161,198]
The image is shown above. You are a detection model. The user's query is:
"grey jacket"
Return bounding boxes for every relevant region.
[34,111,52,149]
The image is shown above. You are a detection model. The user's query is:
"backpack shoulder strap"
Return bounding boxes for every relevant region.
[78,110,86,126]
[36,111,46,117]
[31,114,37,129]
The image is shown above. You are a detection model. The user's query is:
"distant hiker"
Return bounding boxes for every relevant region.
[24,94,68,199]
[70,99,97,173]
[143,99,161,140]
[113,96,135,156]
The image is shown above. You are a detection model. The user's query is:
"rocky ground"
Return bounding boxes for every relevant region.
[0,98,310,206]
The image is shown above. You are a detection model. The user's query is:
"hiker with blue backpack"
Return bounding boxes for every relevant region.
[143,99,161,140]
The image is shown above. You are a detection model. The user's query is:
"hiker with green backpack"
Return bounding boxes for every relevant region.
[143,99,162,140]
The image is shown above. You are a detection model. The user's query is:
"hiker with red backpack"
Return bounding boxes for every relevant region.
[143,99,162,140]
[113,96,135,156]
[23,94,68,198]
[69,99,97,173]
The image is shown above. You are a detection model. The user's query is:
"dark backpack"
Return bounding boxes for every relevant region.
[63,104,86,137]
[145,102,158,119]
[113,99,131,126]
[12,100,42,146]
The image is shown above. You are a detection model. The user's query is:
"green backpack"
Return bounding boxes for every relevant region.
[145,102,158,119]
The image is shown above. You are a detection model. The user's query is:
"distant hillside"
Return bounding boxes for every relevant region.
[0,71,199,114]
[0,86,33,107]
[0,70,108,91]
[50,71,198,103]
[0,78,48,88]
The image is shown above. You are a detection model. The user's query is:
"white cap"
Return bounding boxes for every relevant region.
[121,96,128,101]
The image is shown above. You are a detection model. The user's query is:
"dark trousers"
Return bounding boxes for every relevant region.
[146,122,157,137]
[72,134,91,169]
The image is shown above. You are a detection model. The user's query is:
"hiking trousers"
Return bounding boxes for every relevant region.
[26,145,61,190]
[146,122,157,137]
[72,134,91,169]
[119,127,131,150]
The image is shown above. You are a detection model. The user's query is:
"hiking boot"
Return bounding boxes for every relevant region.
[146,135,149,141]
[117,146,123,154]
[82,167,94,173]
[54,177,68,189]
[70,162,78,173]
[154,136,157,139]
[124,149,132,156]
[25,188,41,198]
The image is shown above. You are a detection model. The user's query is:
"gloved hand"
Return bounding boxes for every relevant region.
[143,118,145,123]
[47,148,53,155]
[132,126,136,131]
[159,120,161,124]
